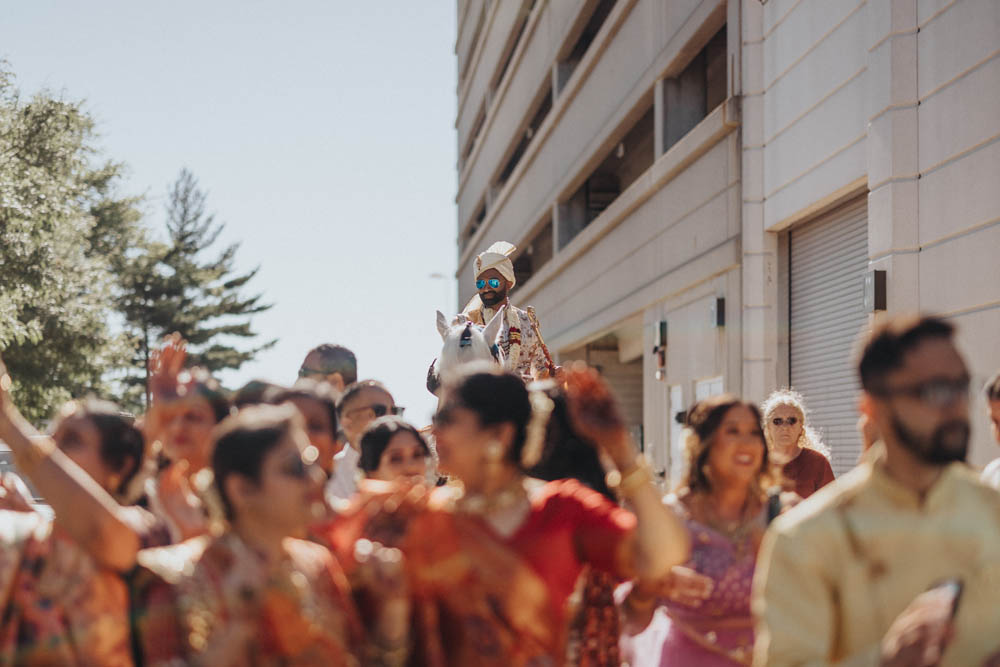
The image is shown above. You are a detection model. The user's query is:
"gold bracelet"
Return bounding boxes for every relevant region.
[606,455,655,499]
[11,437,56,476]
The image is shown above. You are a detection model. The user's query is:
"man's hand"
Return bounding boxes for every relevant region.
[880,586,957,667]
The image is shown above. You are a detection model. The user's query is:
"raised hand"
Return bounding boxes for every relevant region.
[148,333,188,402]
[563,362,631,464]
[153,460,208,541]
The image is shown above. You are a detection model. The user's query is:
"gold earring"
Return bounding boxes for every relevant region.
[485,440,504,463]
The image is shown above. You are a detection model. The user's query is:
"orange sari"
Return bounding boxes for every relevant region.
[0,510,134,666]
[134,532,362,666]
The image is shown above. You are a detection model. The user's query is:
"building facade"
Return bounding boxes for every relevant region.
[453,0,1000,482]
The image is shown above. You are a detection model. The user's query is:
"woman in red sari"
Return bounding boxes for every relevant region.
[136,403,409,666]
[328,363,690,666]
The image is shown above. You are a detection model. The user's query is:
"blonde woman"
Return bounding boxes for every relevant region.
[760,389,834,499]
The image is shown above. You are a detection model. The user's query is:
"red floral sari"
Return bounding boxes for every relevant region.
[323,478,635,666]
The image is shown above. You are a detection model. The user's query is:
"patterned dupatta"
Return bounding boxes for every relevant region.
[0,511,134,666]
[323,483,562,667]
[135,532,361,666]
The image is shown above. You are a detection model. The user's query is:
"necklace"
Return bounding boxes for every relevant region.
[454,477,530,516]
[693,493,759,547]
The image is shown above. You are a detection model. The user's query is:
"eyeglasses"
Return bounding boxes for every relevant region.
[344,404,404,420]
[874,377,971,408]
[476,278,502,290]
[298,367,337,379]
[771,417,799,427]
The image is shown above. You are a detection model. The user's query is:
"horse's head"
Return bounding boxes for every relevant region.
[431,309,504,391]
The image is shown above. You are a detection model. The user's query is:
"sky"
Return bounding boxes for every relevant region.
[1,1,460,424]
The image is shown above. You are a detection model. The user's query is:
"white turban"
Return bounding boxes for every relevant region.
[475,241,517,287]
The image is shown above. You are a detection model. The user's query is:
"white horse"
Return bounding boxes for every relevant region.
[426,309,504,395]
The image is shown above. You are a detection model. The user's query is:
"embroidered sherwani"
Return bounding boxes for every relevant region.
[752,445,1000,666]
[467,302,548,380]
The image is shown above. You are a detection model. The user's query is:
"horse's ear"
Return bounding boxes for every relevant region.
[436,310,450,340]
[483,308,504,345]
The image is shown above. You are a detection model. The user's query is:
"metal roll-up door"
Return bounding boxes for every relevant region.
[790,197,868,475]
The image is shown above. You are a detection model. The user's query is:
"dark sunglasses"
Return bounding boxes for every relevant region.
[771,417,799,427]
[476,278,502,290]
[346,404,404,419]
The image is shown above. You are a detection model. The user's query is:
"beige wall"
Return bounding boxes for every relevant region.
[741,0,1000,465]
[455,0,1000,472]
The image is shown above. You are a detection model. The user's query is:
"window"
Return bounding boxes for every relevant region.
[491,1,536,94]
[511,219,553,287]
[494,82,552,192]
[662,25,727,153]
[557,104,655,248]
[555,0,617,94]
[460,106,487,172]
[461,201,487,251]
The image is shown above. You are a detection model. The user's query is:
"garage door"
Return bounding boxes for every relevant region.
[790,197,869,475]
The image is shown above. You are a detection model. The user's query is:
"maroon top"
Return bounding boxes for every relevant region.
[782,447,835,499]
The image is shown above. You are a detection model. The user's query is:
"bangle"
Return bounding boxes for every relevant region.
[12,437,56,476]
[607,456,654,499]
[365,637,409,667]
[626,587,657,611]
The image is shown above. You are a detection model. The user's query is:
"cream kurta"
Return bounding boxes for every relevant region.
[752,446,1000,666]
[467,302,547,380]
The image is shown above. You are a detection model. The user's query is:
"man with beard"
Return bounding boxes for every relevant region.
[752,314,1000,667]
[462,241,551,380]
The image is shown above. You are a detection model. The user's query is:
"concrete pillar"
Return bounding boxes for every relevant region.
[866,0,920,313]
[739,0,777,401]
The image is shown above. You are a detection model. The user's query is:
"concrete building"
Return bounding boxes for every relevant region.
[453,0,1000,483]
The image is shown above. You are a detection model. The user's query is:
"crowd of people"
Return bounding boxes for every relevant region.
[0,240,999,666]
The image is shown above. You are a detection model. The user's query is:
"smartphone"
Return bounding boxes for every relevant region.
[927,577,964,620]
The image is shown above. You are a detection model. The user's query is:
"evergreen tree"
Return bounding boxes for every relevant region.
[118,169,274,408]
[0,63,140,423]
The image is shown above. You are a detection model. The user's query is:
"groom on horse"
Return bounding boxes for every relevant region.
[462,241,554,381]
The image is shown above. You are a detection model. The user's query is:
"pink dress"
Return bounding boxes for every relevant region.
[622,501,762,667]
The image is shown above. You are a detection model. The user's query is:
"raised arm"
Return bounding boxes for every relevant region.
[0,357,141,571]
[564,365,690,579]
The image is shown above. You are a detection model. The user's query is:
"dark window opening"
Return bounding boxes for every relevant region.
[662,25,727,153]
[461,107,487,171]
[462,202,488,251]
[492,1,535,94]
[511,219,554,288]
[555,0,617,93]
[459,5,488,84]
[495,82,552,190]
[557,104,655,249]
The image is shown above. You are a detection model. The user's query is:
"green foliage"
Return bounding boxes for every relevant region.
[117,168,275,409]
[0,63,137,423]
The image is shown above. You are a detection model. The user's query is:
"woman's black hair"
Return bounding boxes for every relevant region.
[524,382,615,500]
[440,366,532,466]
[212,404,297,520]
[359,416,430,473]
[265,379,339,440]
[73,399,145,498]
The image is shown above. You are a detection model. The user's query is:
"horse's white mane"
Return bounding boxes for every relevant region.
[434,309,504,387]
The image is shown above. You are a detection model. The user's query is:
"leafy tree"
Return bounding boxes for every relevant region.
[0,63,139,423]
[118,168,274,408]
